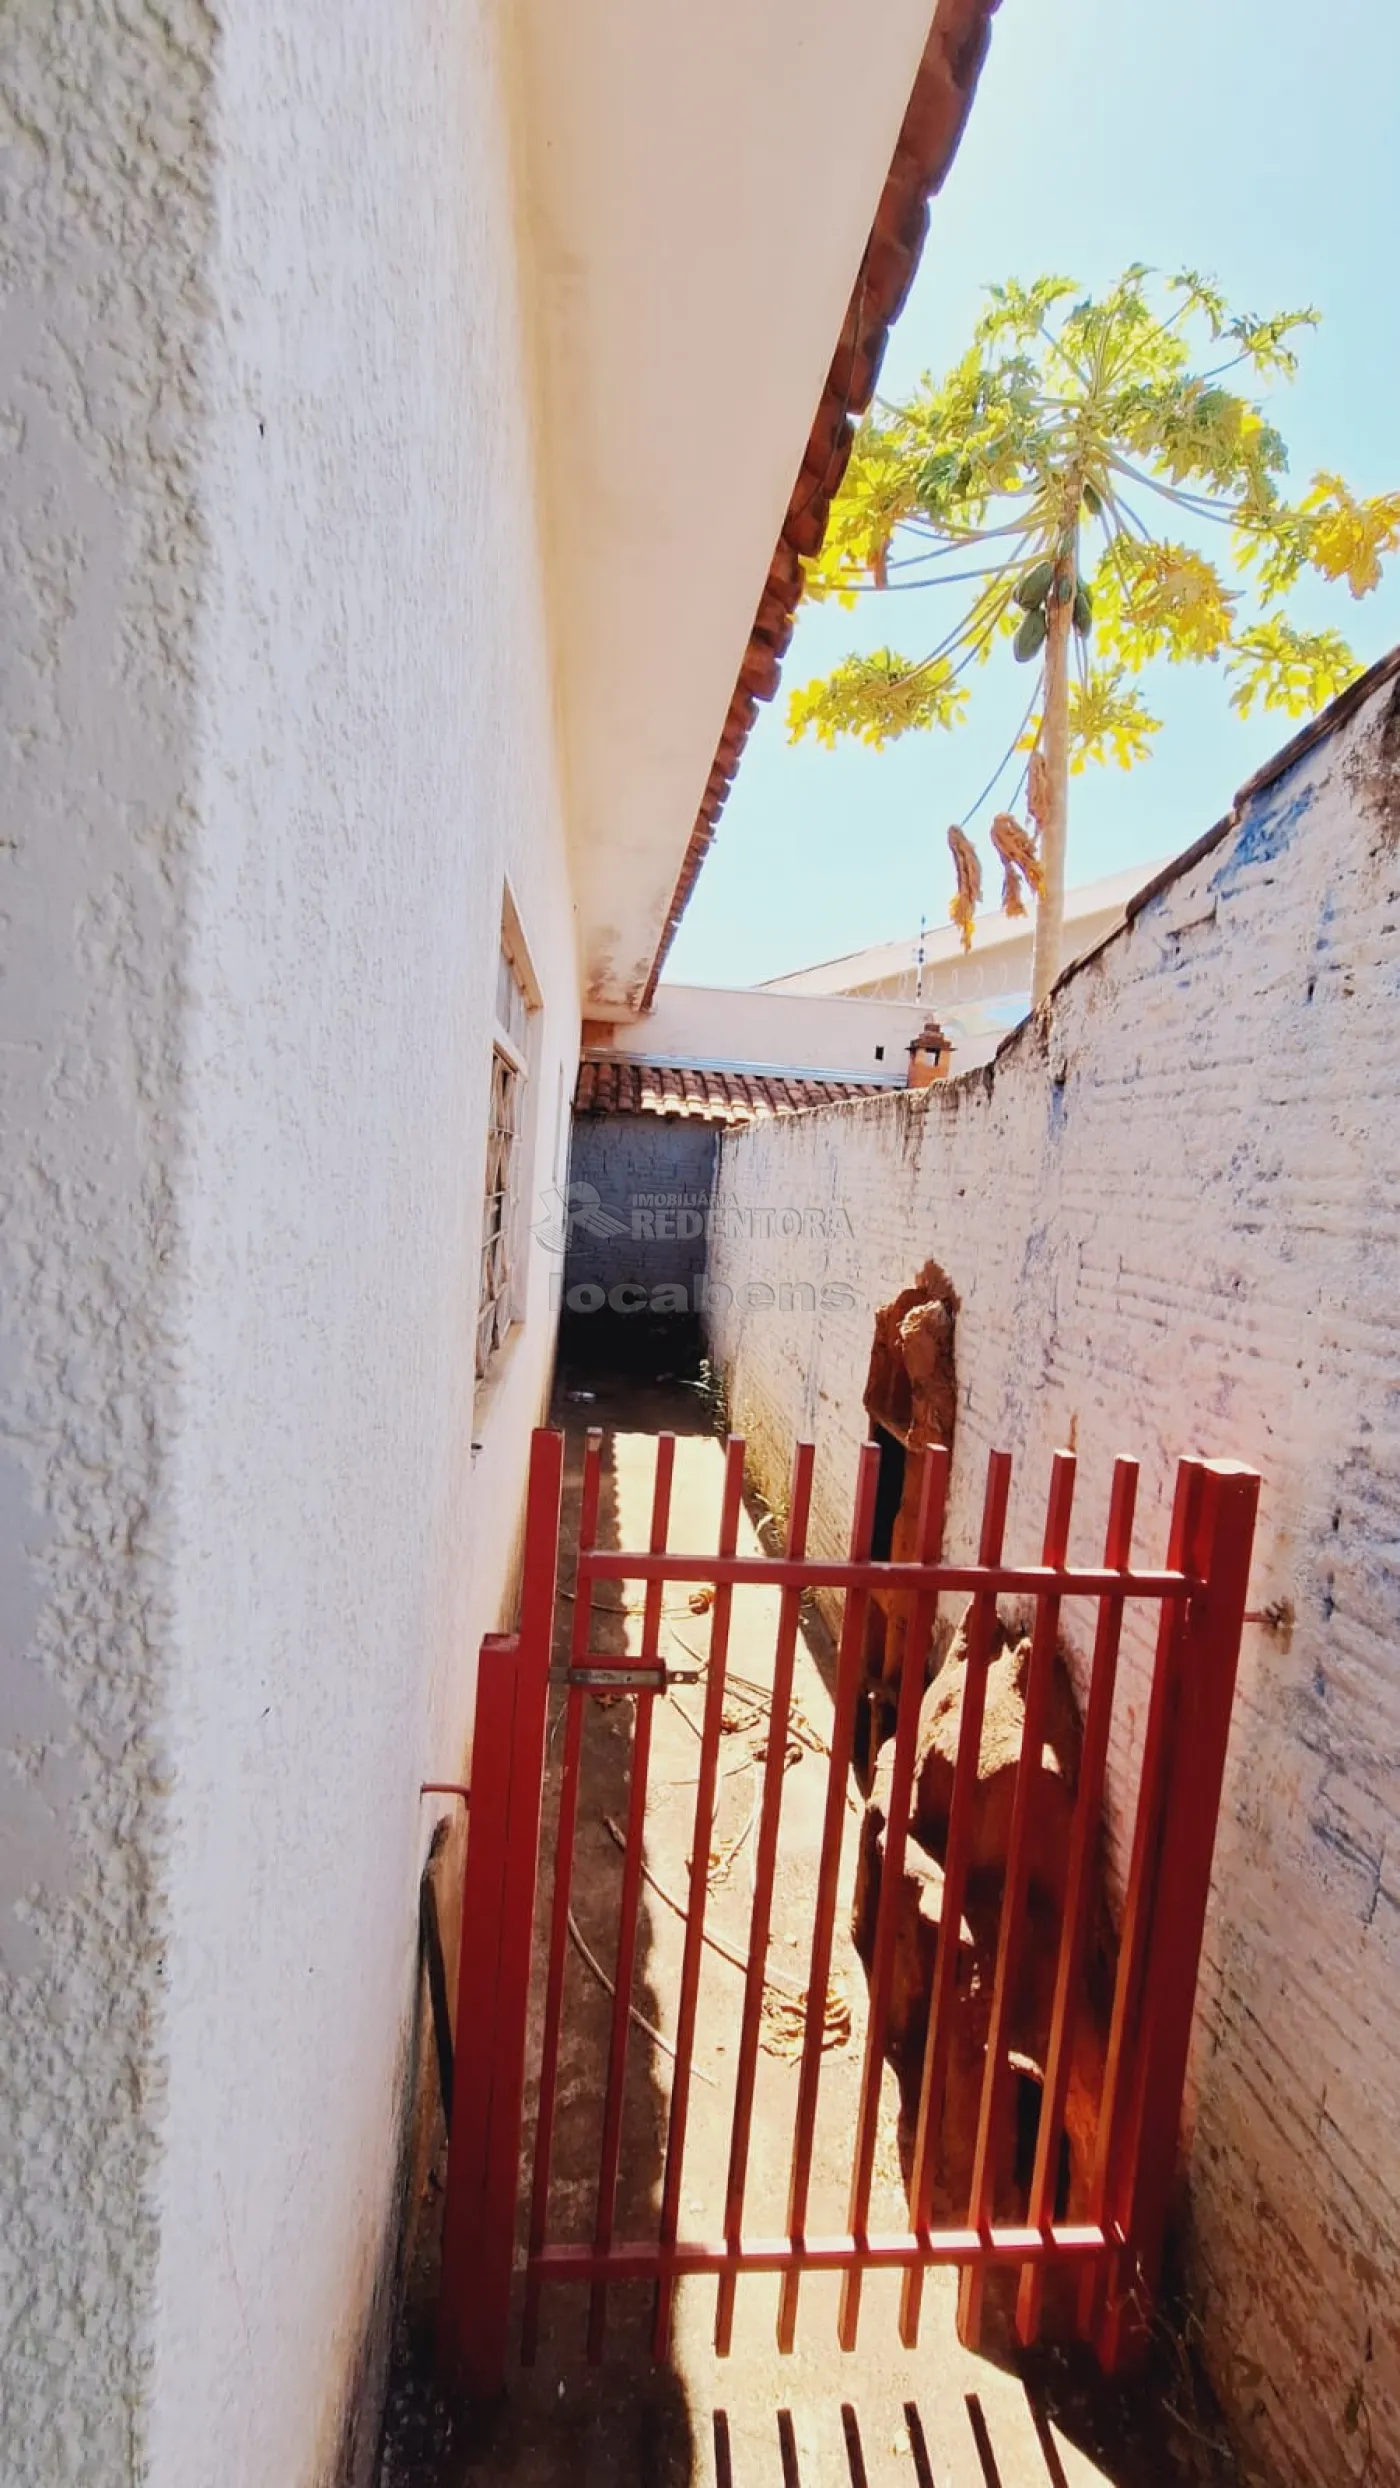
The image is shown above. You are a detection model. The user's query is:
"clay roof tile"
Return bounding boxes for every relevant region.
[571,1057,892,1124]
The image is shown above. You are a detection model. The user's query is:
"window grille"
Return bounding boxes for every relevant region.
[478,1046,521,1377]
[477,922,535,1383]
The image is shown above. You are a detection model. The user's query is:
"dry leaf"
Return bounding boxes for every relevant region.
[720,1696,763,1737]
[946,825,982,954]
[989,810,1044,917]
[759,1978,851,2059]
[752,1730,804,1771]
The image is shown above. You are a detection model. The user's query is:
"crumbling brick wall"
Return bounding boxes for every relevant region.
[707,658,1400,2488]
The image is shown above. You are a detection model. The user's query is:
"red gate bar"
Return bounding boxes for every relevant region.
[776,1440,881,2355]
[520,1429,604,2366]
[897,1449,1013,2350]
[587,1434,675,2360]
[651,1437,747,2359]
[1077,1457,1204,2350]
[1092,1461,1260,2370]
[1015,1455,1138,2348]
[838,1444,951,2351]
[436,1634,514,2370]
[578,1552,1195,1599]
[438,1426,564,2396]
[955,1451,1076,2350]
[713,1440,816,2357]
[536,2220,1115,2282]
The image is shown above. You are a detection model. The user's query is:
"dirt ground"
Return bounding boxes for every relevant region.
[379,1366,1243,2488]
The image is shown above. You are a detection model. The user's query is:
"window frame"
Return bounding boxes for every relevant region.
[475,889,542,1391]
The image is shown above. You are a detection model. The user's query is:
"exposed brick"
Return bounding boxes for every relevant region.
[706,661,1400,2488]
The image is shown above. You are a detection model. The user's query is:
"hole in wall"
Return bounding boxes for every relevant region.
[870,1424,906,1561]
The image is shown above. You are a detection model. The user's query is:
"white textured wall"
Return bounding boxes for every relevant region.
[2,4,577,2483]
[0,4,213,2473]
[609,983,927,1078]
[707,669,1400,2488]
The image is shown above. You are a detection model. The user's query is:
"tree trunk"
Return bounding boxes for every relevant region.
[1030,562,1073,1009]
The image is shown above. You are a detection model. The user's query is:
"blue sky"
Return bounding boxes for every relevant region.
[668,0,1400,988]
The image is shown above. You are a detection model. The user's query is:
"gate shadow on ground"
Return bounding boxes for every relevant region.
[709,2389,1126,2487]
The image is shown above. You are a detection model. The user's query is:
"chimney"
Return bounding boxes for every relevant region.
[907,1018,953,1089]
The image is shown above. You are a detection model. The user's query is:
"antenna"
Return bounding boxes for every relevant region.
[916,914,926,1003]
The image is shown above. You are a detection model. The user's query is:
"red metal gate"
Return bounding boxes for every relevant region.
[437,1424,1258,2395]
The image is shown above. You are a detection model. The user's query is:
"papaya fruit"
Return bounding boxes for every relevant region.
[1073,581,1094,638]
[1013,606,1048,663]
[1083,479,1103,518]
[1014,558,1054,611]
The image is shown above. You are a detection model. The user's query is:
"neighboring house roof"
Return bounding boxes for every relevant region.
[574,1056,890,1125]
[760,858,1166,996]
[640,0,1001,1003]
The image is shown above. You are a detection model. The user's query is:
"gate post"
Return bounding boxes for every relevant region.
[438,1428,564,2398]
[1095,1459,1259,2371]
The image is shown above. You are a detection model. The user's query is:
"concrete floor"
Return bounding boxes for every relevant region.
[379,1370,1242,2488]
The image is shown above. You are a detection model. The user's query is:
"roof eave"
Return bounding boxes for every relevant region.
[639,0,1002,1004]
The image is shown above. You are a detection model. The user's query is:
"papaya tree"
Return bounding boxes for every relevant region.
[789,268,1400,1004]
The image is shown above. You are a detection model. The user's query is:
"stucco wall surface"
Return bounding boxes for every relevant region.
[0,4,213,2475]
[2,4,578,2484]
[149,5,581,2484]
[706,671,1400,2488]
[609,984,926,1080]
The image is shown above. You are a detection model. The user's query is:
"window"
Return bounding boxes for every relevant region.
[477,897,540,1383]
[478,1042,522,1376]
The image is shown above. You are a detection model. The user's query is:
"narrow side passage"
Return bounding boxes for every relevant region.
[378,1375,1244,2488]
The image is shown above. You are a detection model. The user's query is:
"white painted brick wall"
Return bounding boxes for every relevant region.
[708,666,1400,2488]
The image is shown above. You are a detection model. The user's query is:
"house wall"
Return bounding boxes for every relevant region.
[564,1115,719,1305]
[603,983,927,1080]
[705,666,1400,2488]
[761,859,1160,1006]
[1,6,577,2485]
[0,6,214,2473]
